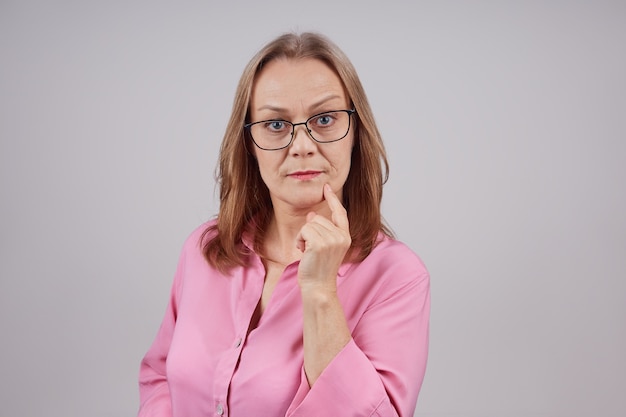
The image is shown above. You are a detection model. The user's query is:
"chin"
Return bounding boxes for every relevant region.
[276,189,324,211]
[291,195,324,210]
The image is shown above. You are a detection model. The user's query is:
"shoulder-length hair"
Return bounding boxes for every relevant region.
[202,32,393,273]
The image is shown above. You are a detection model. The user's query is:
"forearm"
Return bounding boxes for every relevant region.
[301,287,351,387]
[289,273,429,417]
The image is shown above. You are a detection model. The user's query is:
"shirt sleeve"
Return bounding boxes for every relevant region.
[286,259,430,417]
[137,250,186,417]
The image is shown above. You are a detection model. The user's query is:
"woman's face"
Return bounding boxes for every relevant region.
[249,58,354,213]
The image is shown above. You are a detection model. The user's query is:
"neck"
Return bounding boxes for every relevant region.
[263,200,333,265]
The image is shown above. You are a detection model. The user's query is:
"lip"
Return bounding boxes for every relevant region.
[288,170,322,180]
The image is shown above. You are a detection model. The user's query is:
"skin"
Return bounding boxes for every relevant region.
[249,58,354,386]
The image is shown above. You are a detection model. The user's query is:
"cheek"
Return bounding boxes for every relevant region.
[343,140,356,179]
[254,152,284,181]
[343,135,356,166]
[255,156,271,179]
[330,142,354,177]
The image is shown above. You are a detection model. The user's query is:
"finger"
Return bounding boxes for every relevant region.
[296,212,319,252]
[323,184,349,232]
[295,230,306,252]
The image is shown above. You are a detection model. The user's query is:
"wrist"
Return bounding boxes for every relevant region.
[299,284,338,306]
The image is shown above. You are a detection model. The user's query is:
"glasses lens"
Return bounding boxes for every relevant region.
[307,111,351,143]
[249,120,293,150]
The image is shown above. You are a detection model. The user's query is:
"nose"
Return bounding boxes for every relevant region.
[290,123,316,156]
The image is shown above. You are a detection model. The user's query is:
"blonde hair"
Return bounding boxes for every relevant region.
[202,32,393,272]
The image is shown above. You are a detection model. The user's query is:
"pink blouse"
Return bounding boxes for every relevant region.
[138,221,430,417]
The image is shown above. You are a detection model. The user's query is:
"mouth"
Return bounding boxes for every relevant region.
[288,170,322,180]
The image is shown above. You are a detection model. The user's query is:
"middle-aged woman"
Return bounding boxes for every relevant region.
[139,32,430,417]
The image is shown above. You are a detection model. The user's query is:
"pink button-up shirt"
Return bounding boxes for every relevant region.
[138,221,430,417]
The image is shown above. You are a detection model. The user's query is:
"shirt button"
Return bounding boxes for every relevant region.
[216,403,224,415]
[235,338,242,348]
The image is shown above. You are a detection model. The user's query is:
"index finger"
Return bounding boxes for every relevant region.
[323,184,350,232]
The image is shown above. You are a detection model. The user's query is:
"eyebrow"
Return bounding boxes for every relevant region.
[255,94,345,114]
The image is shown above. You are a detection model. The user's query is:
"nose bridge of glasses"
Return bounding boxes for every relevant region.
[290,120,313,141]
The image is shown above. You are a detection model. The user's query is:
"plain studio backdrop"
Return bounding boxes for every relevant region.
[1,1,624,416]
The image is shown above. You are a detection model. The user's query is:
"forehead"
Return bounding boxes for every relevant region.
[250,58,349,112]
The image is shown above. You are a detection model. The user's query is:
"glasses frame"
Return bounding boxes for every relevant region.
[244,109,356,151]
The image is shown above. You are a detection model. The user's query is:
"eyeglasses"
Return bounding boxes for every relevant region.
[244,109,356,151]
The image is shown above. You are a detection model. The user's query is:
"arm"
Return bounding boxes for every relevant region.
[137,252,185,417]
[289,267,430,417]
[290,184,430,415]
[295,184,353,387]
[301,286,352,386]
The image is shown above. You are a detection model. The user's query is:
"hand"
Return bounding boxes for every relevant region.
[295,184,352,292]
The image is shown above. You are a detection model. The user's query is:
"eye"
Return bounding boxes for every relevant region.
[311,113,336,127]
[264,120,289,132]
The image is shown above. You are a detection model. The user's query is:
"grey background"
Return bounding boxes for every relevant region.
[1,1,624,416]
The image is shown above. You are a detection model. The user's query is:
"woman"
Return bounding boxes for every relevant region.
[138,32,430,417]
